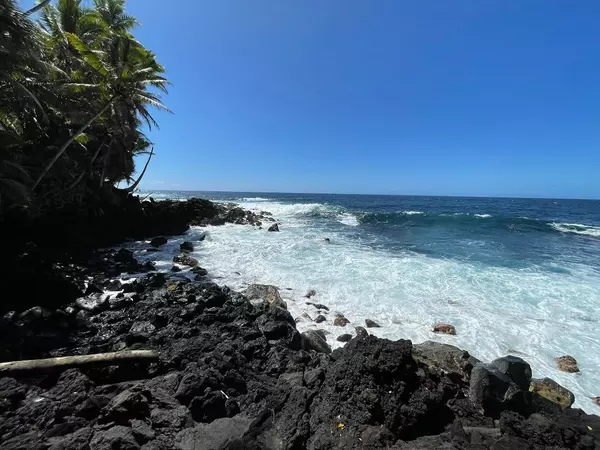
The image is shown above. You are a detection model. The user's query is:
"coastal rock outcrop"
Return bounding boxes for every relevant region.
[267,223,279,232]
[556,355,579,373]
[243,284,287,309]
[433,322,457,335]
[150,236,168,247]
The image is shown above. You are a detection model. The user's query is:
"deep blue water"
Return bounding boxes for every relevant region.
[144,191,600,273]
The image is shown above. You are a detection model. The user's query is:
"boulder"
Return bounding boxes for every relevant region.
[90,425,139,450]
[174,417,252,450]
[556,355,579,373]
[173,254,198,267]
[306,302,329,311]
[115,248,136,264]
[593,396,600,406]
[105,279,122,291]
[103,390,150,423]
[333,316,349,326]
[413,341,480,378]
[18,306,52,323]
[355,326,369,339]
[365,319,381,328]
[301,330,332,354]
[129,321,156,336]
[337,334,353,343]
[433,323,456,335]
[171,265,182,272]
[267,223,280,232]
[530,377,575,408]
[305,289,316,298]
[315,314,326,323]
[76,294,108,313]
[469,356,532,418]
[180,241,194,252]
[150,236,168,247]
[243,284,287,309]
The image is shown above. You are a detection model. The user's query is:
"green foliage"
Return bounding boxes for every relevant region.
[0,0,170,211]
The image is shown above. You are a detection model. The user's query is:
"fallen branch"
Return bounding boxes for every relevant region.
[0,350,158,375]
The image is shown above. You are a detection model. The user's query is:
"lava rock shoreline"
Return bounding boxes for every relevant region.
[1,198,599,449]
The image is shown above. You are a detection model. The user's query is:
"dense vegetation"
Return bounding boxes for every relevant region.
[0,0,169,213]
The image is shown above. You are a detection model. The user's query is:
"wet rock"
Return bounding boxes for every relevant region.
[108,293,137,310]
[337,334,353,342]
[171,265,181,272]
[180,241,194,252]
[556,355,579,373]
[333,316,350,326]
[593,396,600,406]
[173,254,198,267]
[530,377,575,408]
[193,270,208,280]
[305,289,316,298]
[301,330,332,354]
[433,322,456,335]
[413,340,480,377]
[315,314,326,323]
[295,312,312,323]
[191,266,208,276]
[365,318,381,328]
[145,273,166,288]
[76,293,108,313]
[469,356,532,418]
[150,236,168,247]
[115,248,136,263]
[243,284,287,309]
[306,302,329,311]
[90,425,139,450]
[105,279,122,291]
[267,223,279,232]
[355,326,369,339]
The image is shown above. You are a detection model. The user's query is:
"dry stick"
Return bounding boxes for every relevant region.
[0,350,158,375]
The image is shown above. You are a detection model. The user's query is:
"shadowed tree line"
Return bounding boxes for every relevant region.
[0,0,170,214]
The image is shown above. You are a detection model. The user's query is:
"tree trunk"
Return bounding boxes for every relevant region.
[25,0,51,16]
[124,147,154,193]
[68,136,109,190]
[0,350,158,375]
[32,97,116,190]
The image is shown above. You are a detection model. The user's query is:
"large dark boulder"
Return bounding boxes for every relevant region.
[243,284,287,309]
[267,223,279,232]
[150,236,168,247]
[301,330,332,354]
[413,340,480,379]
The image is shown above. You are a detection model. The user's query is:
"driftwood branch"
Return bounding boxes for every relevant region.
[0,350,158,375]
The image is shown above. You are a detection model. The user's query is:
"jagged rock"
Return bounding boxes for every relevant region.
[413,340,480,377]
[108,293,137,310]
[180,241,194,252]
[469,356,532,418]
[295,312,312,323]
[333,316,349,326]
[173,254,198,267]
[130,419,155,444]
[48,428,93,450]
[115,248,136,263]
[90,425,139,450]
[365,319,381,328]
[18,306,52,323]
[315,314,326,323]
[103,390,150,423]
[267,223,279,232]
[171,265,181,272]
[301,330,332,354]
[433,323,456,335]
[75,293,108,313]
[305,289,316,298]
[243,284,287,309]
[174,417,252,450]
[530,377,575,408]
[337,334,353,342]
[129,321,156,336]
[556,355,579,373]
[150,236,168,247]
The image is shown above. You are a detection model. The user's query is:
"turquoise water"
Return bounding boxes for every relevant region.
[136,191,600,412]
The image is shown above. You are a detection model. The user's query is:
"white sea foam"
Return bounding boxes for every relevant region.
[402,211,424,215]
[128,200,600,414]
[239,197,271,202]
[474,214,493,218]
[337,213,360,226]
[550,222,600,238]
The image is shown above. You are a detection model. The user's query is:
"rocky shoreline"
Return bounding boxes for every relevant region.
[1,197,600,449]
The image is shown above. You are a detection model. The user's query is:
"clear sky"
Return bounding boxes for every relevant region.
[38,1,600,197]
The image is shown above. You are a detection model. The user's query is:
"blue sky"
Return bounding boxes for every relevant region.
[36,1,600,197]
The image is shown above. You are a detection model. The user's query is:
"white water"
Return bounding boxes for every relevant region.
[129,199,600,413]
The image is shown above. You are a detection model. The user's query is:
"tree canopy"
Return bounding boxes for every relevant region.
[0,0,170,212]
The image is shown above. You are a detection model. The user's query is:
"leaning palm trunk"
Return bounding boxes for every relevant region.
[32,96,116,190]
[67,136,109,190]
[124,147,153,193]
[24,0,51,16]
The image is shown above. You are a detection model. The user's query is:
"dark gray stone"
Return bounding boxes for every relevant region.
[337,333,353,342]
[267,223,280,232]
[180,241,194,252]
[315,314,326,323]
[150,236,168,247]
[173,254,198,267]
[365,319,381,328]
[413,340,480,377]
[174,416,252,450]
[244,284,287,309]
[76,293,108,313]
[301,330,332,354]
[90,426,139,450]
[490,355,532,390]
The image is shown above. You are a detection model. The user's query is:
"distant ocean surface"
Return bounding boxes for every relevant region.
[136,191,600,412]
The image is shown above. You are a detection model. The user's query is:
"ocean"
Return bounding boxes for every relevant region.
[134,191,600,412]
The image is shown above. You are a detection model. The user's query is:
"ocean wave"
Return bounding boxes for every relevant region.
[550,222,600,238]
[337,213,360,226]
[403,210,424,215]
[238,197,271,202]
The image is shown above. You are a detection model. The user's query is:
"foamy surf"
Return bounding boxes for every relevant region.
[551,222,600,238]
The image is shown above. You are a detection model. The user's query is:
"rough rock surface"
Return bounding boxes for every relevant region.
[268,223,280,232]
[243,284,287,309]
[531,377,575,408]
[556,355,579,373]
[433,323,457,335]
[1,205,599,449]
